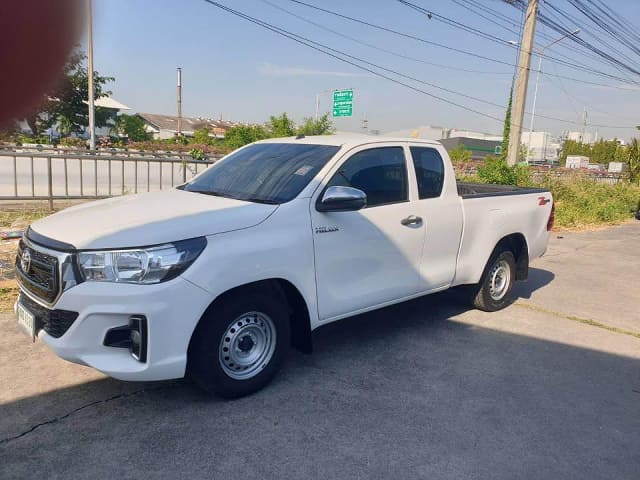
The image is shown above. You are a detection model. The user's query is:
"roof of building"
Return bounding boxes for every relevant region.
[137,112,236,133]
[76,96,130,110]
[94,97,131,110]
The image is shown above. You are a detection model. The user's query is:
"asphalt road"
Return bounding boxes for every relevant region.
[1,223,639,479]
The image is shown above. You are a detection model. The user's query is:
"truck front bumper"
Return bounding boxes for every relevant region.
[17,277,213,381]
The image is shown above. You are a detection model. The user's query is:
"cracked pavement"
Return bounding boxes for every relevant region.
[1,223,639,479]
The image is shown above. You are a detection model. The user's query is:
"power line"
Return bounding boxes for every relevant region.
[203,0,508,123]
[203,1,637,130]
[506,0,640,77]
[397,0,516,47]
[403,0,640,84]
[286,0,640,89]
[261,0,512,75]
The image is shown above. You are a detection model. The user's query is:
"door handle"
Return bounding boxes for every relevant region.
[401,215,423,226]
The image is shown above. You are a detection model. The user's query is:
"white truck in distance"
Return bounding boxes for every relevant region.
[15,136,554,397]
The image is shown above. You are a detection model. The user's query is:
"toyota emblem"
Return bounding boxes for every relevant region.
[20,249,31,273]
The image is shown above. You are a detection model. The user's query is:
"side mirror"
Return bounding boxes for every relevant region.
[317,186,367,212]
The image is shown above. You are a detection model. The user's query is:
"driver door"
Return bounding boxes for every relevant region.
[310,144,427,322]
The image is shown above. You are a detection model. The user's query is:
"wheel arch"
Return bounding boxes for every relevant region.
[187,278,313,363]
[488,233,529,281]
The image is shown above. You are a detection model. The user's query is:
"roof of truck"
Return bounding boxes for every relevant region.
[256,134,443,149]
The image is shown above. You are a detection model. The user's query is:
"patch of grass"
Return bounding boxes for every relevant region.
[457,172,640,229]
[0,282,18,313]
[516,302,640,340]
[0,209,50,229]
[541,178,640,228]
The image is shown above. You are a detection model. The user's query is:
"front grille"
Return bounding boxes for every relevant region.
[16,240,60,303]
[19,294,79,338]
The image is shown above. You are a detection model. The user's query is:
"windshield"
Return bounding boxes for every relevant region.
[182,143,340,204]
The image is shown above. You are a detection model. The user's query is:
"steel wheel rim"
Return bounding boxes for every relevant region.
[219,311,276,380]
[489,259,511,301]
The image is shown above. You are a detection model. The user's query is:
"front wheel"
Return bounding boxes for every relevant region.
[188,287,290,398]
[471,250,516,312]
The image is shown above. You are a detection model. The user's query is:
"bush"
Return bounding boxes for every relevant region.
[189,147,206,161]
[448,145,472,164]
[546,178,640,227]
[465,167,639,228]
[127,140,230,155]
[224,125,269,150]
[477,156,530,186]
[193,128,212,145]
[59,136,86,148]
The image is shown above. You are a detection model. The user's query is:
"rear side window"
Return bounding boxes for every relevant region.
[410,147,445,199]
[326,147,408,207]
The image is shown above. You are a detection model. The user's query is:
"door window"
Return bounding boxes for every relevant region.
[325,147,408,207]
[410,147,445,199]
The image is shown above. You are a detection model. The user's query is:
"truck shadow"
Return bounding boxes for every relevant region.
[511,267,555,300]
[2,280,639,478]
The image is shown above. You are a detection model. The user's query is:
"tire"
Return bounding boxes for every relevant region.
[188,286,290,398]
[471,250,516,312]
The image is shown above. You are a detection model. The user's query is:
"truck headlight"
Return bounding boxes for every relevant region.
[77,237,206,284]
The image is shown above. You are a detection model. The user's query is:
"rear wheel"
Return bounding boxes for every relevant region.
[188,287,290,398]
[472,250,516,312]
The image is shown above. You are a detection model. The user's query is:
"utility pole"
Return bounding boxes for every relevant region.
[580,108,587,142]
[87,0,95,150]
[177,67,182,136]
[507,0,539,166]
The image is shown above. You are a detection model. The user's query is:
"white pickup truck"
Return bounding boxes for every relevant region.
[15,136,554,397]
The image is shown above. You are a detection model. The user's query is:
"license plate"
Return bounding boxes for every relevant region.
[17,302,37,342]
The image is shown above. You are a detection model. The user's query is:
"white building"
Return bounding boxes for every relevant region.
[521,131,561,163]
[566,131,595,145]
[608,162,628,173]
[384,125,450,141]
[448,129,502,141]
[566,155,590,169]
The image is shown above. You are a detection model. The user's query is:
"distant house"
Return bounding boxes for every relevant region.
[90,97,131,137]
[137,113,235,140]
[17,96,130,139]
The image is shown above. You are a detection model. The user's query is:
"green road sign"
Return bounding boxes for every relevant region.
[333,89,353,117]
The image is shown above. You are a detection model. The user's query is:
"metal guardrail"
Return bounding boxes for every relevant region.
[2,144,211,161]
[0,150,221,210]
[456,165,625,185]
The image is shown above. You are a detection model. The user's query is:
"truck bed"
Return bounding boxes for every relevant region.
[457,182,548,199]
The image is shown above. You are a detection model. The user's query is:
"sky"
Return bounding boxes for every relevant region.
[92,0,640,140]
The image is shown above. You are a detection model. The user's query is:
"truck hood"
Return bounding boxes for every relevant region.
[29,189,278,250]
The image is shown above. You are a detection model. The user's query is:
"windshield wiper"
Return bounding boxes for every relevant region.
[242,197,279,205]
[186,189,232,198]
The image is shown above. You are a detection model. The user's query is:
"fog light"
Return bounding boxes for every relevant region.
[103,315,147,363]
[129,315,148,363]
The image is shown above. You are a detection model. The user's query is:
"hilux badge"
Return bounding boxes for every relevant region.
[315,226,339,234]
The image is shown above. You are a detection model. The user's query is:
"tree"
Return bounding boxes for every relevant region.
[115,114,150,141]
[627,138,640,184]
[224,125,268,150]
[297,114,335,136]
[267,113,295,137]
[448,145,472,164]
[500,87,513,161]
[24,49,114,137]
[193,127,212,144]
